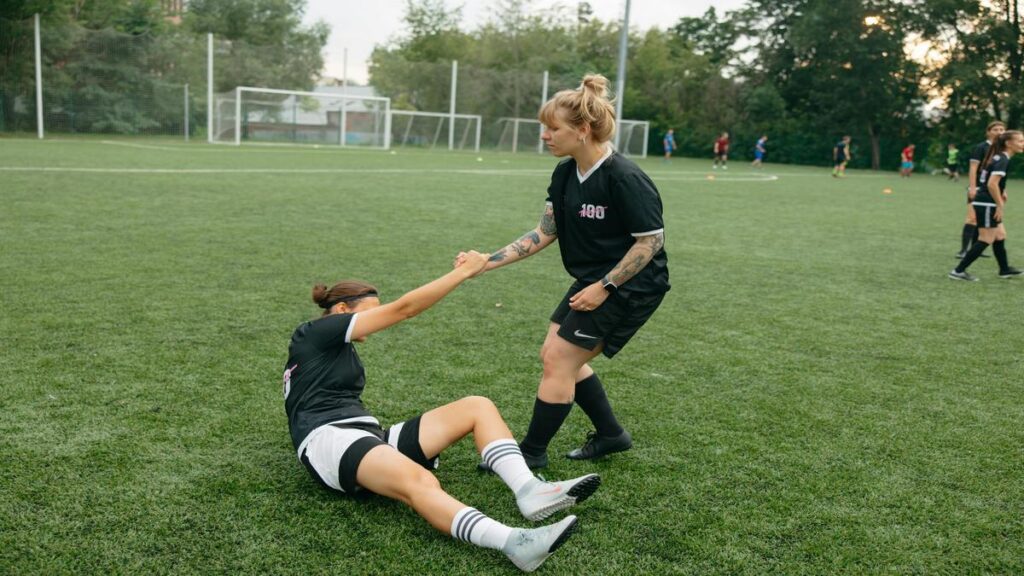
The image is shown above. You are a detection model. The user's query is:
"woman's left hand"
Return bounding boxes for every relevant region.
[569,282,610,312]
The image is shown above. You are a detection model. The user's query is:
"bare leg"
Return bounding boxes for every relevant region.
[537,322,603,404]
[416,395,514,457]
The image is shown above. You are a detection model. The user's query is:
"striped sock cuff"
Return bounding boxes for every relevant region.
[451,507,487,544]
[481,439,521,469]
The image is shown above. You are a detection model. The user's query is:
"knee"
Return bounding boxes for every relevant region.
[403,467,442,496]
[460,395,497,415]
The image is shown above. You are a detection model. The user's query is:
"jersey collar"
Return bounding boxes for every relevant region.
[577,146,614,184]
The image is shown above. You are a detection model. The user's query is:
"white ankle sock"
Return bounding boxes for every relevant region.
[450,507,513,550]
[481,439,535,494]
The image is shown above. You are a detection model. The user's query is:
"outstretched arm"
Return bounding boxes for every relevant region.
[568,232,665,312]
[349,251,488,341]
[457,203,558,274]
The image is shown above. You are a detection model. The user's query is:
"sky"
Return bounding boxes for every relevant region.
[303,0,749,84]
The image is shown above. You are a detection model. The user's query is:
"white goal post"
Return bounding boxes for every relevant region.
[214,86,392,149]
[496,117,649,157]
[390,110,482,152]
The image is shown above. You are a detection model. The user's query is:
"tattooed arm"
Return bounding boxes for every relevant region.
[567,231,665,311]
[478,203,558,273]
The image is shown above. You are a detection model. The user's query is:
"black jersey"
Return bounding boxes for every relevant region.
[545,152,669,296]
[834,142,848,161]
[975,153,1010,203]
[969,140,991,165]
[283,313,372,451]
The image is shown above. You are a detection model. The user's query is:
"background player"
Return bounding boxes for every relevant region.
[900,144,915,178]
[944,143,960,181]
[713,132,730,169]
[958,121,1005,259]
[832,135,851,177]
[284,254,601,572]
[949,130,1024,280]
[752,135,768,168]
[663,128,676,161]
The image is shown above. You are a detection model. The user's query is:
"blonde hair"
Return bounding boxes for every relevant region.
[538,74,617,144]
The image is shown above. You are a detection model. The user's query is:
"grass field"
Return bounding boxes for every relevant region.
[1,136,1022,575]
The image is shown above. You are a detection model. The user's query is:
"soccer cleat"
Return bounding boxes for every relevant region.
[999,266,1023,278]
[502,515,578,572]
[478,448,548,473]
[947,270,979,282]
[566,430,633,460]
[516,474,601,522]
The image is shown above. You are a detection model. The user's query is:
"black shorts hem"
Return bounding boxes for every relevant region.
[339,436,387,494]
[386,415,439,470]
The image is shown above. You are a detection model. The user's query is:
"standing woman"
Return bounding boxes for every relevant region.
[957,121,1005,259]
[949,130,1024,280]
[284,251,602,572]
[460,74,669,468]
[832,135,851,177]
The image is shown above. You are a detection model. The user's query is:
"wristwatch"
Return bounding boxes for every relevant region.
[601,275,618,294]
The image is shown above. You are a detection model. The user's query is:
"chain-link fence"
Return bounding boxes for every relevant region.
[2,16,650,155]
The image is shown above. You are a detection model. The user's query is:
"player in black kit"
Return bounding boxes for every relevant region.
[458,74,669,470]
[284,252,602,572]
[949,130,1024,280]
[957,121,1005,259]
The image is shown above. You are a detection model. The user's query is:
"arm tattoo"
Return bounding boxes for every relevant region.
[490,230,544,263]
[609,232,664,286]
[539,205,557,237]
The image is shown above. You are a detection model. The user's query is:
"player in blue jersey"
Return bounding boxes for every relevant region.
[751,135,768,168]
[663,128,677,161]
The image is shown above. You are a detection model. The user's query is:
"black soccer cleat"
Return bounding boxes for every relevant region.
[999,266,1023,279]
[478,448,548,472]
[566,430,633,460]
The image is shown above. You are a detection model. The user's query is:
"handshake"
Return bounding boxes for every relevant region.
[453,250,490,278]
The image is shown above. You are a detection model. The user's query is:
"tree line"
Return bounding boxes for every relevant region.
[371,0,1024,171]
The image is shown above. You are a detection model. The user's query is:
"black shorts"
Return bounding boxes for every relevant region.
[550,280,665,358]
[300,415,437,495]
[972,203,1002,229]
[947,162,959,172]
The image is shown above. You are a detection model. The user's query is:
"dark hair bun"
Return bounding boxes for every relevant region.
[312,283,330,307]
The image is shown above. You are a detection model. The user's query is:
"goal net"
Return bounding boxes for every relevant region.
[390,111,482,152]
[212,87,391,148]
[494,117,649,157]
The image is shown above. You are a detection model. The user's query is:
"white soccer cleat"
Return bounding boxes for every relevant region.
[503,515,578,572]
[516,474,601,521]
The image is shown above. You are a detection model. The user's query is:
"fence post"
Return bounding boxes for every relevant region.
[234,87,241,146]
[184,83,189,142]
[34,13,43,139]
[207,33,213,143]
[538,70,548,154]
[449,60,457,151]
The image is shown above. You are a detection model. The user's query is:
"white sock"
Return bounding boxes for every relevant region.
[450,507,513,551]
[481,439,535,494]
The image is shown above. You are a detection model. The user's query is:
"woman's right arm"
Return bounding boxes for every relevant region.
[458,203,558,274]
[348,251,488,341]
[968,160,979,198]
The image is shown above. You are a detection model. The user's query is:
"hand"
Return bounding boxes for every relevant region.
[968,186,976,200]
[568,281,610,312]
[454,250,488,278]
[996,206,1004,221]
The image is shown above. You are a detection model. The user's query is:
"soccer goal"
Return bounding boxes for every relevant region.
[494,118,543,153]
[212,87,391,148]
[389,110,482,152]
[617,120,650,158]
[494,117,650,157]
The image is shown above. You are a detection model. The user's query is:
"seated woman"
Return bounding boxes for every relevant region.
[283,251,601,572]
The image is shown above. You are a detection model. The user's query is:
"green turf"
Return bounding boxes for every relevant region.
[1,137,1021,575]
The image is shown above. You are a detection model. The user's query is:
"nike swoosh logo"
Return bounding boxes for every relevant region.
[536,485,563,496]
[573,330,598,339]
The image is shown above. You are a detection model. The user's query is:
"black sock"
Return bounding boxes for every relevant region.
[520,397,572,456]
[993,240,1009,271]
[972,226,980,245]
[956,241,989,272]
[961,224,976,252]
[574,373,624,438]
